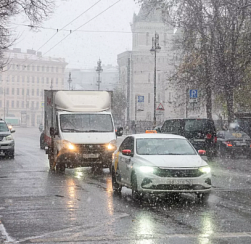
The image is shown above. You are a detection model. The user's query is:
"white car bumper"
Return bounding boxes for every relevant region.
[136,171,212,194]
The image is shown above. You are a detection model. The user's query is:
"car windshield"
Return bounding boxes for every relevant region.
[60,114,113,132]
[0,122,9,132]
[185,119,213,132]
[136,138,196,155]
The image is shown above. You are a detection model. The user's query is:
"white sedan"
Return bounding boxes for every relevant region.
[111,134,212,201]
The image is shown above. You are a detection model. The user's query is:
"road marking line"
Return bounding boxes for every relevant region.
[0,220,16,243]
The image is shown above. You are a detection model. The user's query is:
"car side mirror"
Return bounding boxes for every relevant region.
[50,127,55,136]
[11,129,15,133]
[122,149,133,156]
[116,127,123,136]
[198,150,206,156]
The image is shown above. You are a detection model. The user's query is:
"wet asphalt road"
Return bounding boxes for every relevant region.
[0,128,251,243]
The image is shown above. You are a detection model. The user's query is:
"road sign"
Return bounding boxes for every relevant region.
[190,89,198,98]
[137,95,144,111]
[156,103,164,111]
[41,102,44,108]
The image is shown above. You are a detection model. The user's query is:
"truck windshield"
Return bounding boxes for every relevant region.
[60,114,113,132]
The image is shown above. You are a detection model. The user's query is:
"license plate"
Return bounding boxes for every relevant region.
[82,154,99,159]
[166,179,193,185]
[236,142,246,146]
[194,139,205,142]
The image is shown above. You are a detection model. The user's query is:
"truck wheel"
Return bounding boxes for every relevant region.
[197,193,210,203]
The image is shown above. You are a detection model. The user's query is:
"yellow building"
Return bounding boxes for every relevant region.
[0,48,67,126]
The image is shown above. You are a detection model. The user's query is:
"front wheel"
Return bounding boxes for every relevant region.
[197,192,210,203]
[131,173,144,201]
[112,167,122,193]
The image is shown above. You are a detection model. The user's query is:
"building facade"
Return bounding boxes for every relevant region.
[117,6,184,129]
[65,64,119,91]
[0,48,67,127]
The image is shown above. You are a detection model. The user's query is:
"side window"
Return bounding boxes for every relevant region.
[217,132,224,139]
[119,137,130,152]
[162,121,171,133]
[127,137,134,153]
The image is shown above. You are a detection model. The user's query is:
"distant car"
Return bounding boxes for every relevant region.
[40,131,46,149]
[111,134,212,201]
[0,119,15,158]
[161,118,217,157]
[154,126,162,133]
[217,130,251,158]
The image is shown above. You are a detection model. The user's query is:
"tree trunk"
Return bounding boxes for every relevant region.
[225,86,234,123]
[206,85,212,119]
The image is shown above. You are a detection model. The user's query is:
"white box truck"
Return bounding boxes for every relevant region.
[44,90,123,172]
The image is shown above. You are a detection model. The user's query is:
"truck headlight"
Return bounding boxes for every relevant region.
[3,135,13,141]
[107,140,117,151]
[63,140,76,151]
[139,166,154,173]
[199,166,211,174]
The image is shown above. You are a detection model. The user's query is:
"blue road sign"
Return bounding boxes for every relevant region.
[190,89,198,99]
[138,96,144,102]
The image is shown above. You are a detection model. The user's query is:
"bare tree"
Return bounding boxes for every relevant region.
[0,0,54,66]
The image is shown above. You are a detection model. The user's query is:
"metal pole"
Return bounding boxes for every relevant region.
[153,37,157,128]
[3,88,5,120]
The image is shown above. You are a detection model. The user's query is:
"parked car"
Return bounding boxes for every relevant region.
[217,130,251,158]
[111,134,212,201]
[0,119,15,158]
[160,118,217,157]
[40,131,46,150]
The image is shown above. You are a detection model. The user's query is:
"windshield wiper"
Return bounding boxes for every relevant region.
[62,128,81,132]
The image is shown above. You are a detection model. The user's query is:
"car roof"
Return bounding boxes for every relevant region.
[129,133,186,139]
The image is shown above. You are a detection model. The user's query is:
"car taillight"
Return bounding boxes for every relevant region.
[214,137,217,143]
[206,133,212,139]
[224,141,232,147]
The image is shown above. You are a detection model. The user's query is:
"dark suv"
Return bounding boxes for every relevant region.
[160,118,217,156]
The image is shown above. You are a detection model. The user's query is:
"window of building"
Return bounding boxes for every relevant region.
[22,88,24,96]
[27,89,29,95]
[22,101,24,108]
[37,89,39,96]
[11,100,14,108]
[27,77,30,83]
[17,88,19,95]
[31,101,34,109]
[16,101,19,108]
[37,77,39,83]
[17,76,20,82]
[6,88,9,95]
[36,101,39,109]
[32,77,35,83]
[32,89,34,96]
[22,77,25,83]
[148,93,150,103]
[12,88,14,95]
[26,101,29,108]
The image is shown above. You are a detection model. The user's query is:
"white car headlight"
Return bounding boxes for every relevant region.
[107,139,117,151]
[199,166,211,174]
[139,166,154,173]
[3,135,13,141]
[62,140,76,151]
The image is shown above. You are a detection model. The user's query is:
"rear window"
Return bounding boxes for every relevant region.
[184,119,215,132]
[225,131,250,139]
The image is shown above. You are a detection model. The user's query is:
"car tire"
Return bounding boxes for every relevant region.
[5,150,14,159]
[197,192,210,202]
[111,167,122,193]
[131,172,144,201]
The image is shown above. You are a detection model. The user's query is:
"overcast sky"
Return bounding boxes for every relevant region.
[10,0,140,69]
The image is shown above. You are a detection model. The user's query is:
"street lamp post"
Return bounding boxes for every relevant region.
[150,32,161,128]
[96,59,103,90]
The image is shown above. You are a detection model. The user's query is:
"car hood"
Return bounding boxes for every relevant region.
[134,155,207,168]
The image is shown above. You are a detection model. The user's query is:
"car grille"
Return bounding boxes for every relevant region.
[75,144,107,154]
[154,168,203,178]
